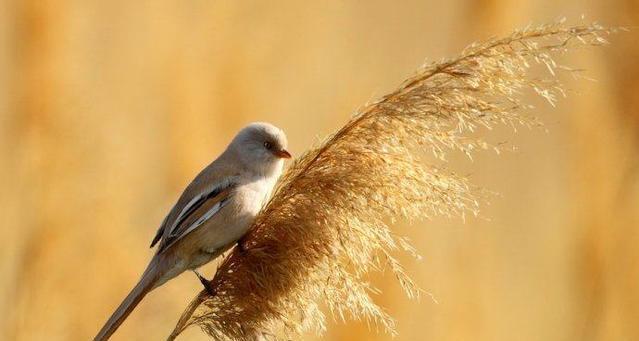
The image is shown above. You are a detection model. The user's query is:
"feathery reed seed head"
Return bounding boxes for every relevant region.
[168,21,616,340]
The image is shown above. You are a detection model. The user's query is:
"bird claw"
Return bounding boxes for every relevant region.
[193,270,215,296]
[237,239,248,253]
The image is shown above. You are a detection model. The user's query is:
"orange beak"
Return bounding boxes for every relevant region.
[273,149,292,159]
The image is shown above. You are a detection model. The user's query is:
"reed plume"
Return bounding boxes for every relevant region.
[168,21,615,340]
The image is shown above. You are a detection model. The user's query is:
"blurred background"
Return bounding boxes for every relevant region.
[1,1,638,340]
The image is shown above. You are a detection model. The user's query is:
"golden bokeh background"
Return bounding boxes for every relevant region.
[1,1,638,340]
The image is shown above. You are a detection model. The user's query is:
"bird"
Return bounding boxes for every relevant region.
[94,122,291,341]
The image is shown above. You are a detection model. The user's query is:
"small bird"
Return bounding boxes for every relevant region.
[94,122,291,341]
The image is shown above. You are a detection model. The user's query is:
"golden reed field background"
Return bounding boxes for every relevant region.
[1,1,638,340]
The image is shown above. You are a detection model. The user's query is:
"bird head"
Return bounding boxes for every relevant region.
[228,122,291,176]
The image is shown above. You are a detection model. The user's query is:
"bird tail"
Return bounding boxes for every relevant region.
[94,260,164,341]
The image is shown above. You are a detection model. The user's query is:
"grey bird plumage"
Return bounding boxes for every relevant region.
[94,122,291,341]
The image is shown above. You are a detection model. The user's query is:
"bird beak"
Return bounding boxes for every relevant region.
[273,149,292,159]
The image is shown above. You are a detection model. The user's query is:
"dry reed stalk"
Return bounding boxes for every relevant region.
[168,21,616,341]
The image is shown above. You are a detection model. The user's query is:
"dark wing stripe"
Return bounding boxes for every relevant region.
[149,215,168,248]
[169,186,225,238]
[157,182,236,253]
[189,195,232,230]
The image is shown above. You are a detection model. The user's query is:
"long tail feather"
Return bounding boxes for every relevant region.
[94,261,162,341]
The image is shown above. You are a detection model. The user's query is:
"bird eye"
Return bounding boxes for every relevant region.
[263,141,272,150]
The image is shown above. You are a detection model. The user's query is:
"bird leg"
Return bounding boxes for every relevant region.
[193,270,215,296]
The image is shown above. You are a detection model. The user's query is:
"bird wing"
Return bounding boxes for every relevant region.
[151,168,239,253]
[161,183,236,253]
[149,215,168,248]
